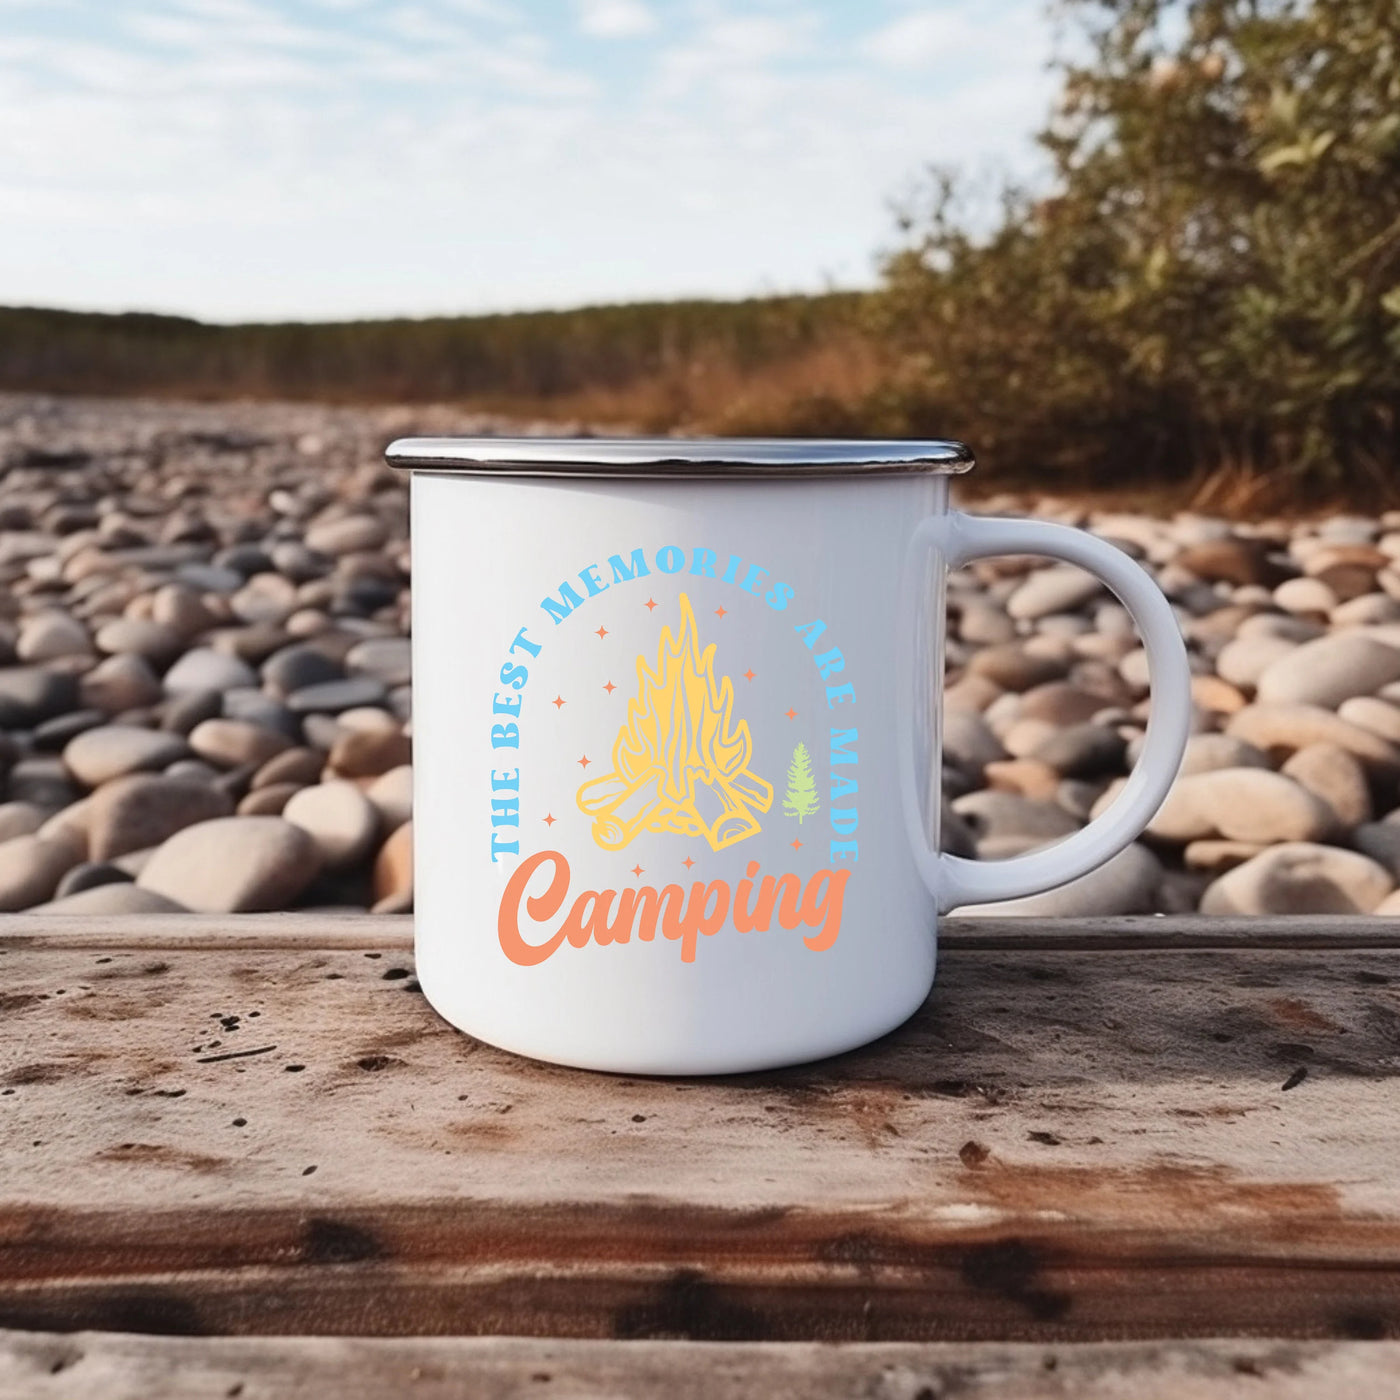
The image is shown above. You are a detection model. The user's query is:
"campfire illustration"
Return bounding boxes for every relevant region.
[577,593,773,851]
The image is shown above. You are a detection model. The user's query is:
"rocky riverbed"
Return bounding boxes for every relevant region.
[3,392,1400,918]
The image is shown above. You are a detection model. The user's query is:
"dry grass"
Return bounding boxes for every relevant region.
[457,332,886,436]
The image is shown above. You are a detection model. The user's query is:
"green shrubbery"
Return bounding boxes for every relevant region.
[873,0,1400,502]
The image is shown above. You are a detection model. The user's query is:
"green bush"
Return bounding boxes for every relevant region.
[876,0,1400,500]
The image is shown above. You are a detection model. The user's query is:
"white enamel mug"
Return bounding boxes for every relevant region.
[388,438,1191,1075]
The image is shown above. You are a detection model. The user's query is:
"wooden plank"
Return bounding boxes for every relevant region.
[0,913,414,953]
[1,934,1399,1341]
[3,1330,1399,1400]
[4,912,1400,953]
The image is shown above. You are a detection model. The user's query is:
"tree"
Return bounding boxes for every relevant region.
[783,743,820,824]
[878,0,1400,502]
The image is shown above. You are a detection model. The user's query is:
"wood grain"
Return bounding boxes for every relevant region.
[3,1330,1399,1399]
[2,917,1399,1341]
[5,911,1400,951]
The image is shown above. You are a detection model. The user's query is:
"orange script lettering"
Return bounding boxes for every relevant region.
[498,851,850,966]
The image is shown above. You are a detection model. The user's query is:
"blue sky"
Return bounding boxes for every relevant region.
[0,0,1057,321]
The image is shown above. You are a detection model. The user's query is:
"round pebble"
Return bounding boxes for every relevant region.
[1006,565,1103,621]
[95,618,183,663]
[285,677,388,714]
[1280,744,1372,828]
[984,757,1061,801]
[0,668,79,727]
[262,643,345,698]
[327,726,412,778]
[253,746,326,789]
[952,789,1082,847]
[238,783,303,816]
[1256,634,1400,709]
[1200,843,1393,915]
[965,644,1068,692]
[31,884,188,915]
[158,690,219,739]
[1146,769,1335,845]
[163,647,258,694]
[366,765,412,833]
[188,718,293,769]
[1226,703,1400,775]
[1274,576,1337,615]
[1215,634,1296,689]
[1336,696,1400,744]
[1176,538,1279,587]
[81,653,164,713]
[0,834,81,911]
[137,816,323,912]
[373,820,413,911]
[53,861,132,899]
[1032,723,1126,778]
[283,780,379,869]
[17,611,92,662]
[63,725,191,788]
[942,711,1006,778]
[152,583,218,637]
[33,708,108,751]
[305,515,388,556]
[87,773,234,862]
[0,802,49,844]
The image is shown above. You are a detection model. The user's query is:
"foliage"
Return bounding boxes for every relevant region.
[0,296,876,434]
[876,0,1400,499]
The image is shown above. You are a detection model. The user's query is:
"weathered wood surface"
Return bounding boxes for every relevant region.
[8,911,1400,951]
[2,915,1399,1342]
[3,1331,1399,1400]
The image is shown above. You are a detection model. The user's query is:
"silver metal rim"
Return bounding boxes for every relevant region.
[384,436,975,478]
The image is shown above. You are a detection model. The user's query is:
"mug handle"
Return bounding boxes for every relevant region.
[902,510,1193,913]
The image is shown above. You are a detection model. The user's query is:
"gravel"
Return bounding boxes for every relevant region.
[6,392,1400,917]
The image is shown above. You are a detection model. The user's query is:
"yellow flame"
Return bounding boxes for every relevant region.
[577,593,773,851]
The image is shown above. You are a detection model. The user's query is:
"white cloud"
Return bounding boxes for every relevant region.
[860,8,977,69]
[575,0,656,39]
[652,12,814,100]
[0,0,1057,319]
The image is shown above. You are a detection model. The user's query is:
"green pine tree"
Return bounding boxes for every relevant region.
[783,742,820,824]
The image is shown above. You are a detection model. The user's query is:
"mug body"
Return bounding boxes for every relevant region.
[409,462,954,1074]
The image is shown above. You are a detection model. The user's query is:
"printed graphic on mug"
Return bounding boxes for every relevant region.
[576,592,774,852]
[490,544,859,970]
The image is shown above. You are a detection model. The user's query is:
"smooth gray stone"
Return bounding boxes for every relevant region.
[0,667,78,727]
[262,643,345,698]
[285,677,388,714]
[53,860,133,898]
[32,708,107,752]
[163,647,258,693]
